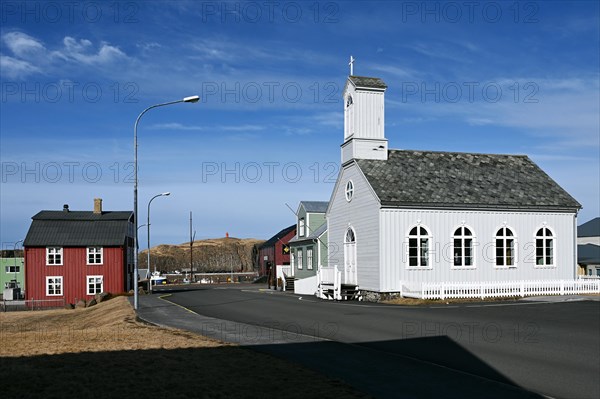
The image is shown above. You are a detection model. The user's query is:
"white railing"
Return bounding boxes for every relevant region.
[411,279,600,300]
[578,275,600,280]
[276,265,292,291]
[317,265,341,300]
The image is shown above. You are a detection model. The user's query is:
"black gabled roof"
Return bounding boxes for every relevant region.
[355,150,581,211]
[348,76,387,89]
[259,224,296,249]
[31,210,133,221]
[24,210,133,247]
[578,217,600,237]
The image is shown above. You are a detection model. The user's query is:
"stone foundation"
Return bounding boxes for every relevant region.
[360,290,403,303]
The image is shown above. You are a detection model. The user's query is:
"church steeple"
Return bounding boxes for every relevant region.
[341,74,388,164]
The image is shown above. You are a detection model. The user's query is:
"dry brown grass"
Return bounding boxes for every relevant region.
[383,296,520,306]
[0,296,225,357]
[0,297,371,399]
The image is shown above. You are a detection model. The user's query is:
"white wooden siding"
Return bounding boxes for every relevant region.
[379,209,577,292]
[352,90,384,140]
[327,163,381,291]
[341,138,388,163]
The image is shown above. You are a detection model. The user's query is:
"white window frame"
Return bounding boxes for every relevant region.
[406,224,432,269]
[297,248,303,270]
[5,265,20,273]
[87,275,103,295]
[299,218,305,237]
[345,180,354,202]
[46,247,63,265]
[290,251,295,269]
[307,248,313,270]
[534,226,555,268]
[451,225,476,269]
[87,247,103,265]
[495,226,517,268]
[46,276,63,296]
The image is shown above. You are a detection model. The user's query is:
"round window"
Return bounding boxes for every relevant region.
[345,180,354,202]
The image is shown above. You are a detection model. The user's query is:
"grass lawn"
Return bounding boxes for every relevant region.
[0,296,371,399]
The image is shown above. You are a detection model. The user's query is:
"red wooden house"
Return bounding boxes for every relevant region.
[258,224,296,285]
[23,199,134,304]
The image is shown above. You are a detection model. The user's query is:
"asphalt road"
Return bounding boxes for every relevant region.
[147,285,600,399]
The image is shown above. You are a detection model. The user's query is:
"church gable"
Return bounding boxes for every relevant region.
[356,150,581,211]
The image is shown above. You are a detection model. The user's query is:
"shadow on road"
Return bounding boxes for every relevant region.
[247,335,544,399]
[0,346,369,399]
[0,337,544,399]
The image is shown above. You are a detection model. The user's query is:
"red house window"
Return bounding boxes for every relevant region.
[87,247,103,265]
[46,247,63,265]
[87,275,103,295]
[46,276,63,296]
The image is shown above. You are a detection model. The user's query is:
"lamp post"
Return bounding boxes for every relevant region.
[148,192,170,294]
[13,239,23,282]
[134,224,148,287]
[133,96,199,310]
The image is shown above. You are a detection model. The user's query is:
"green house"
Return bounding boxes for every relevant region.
[1,256,24,295]
[289,201,328,293]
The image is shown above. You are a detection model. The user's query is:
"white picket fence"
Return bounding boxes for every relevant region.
[317,265,341,300]
[408,279,600,300]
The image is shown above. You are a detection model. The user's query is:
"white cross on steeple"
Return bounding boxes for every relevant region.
[349,55,355,76]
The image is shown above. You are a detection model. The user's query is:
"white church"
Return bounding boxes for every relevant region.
[296,69,599,300]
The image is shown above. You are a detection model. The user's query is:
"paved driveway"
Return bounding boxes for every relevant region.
[139,285,600,399]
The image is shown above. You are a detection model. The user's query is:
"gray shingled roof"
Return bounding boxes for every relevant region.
[578,244,600,265]
[578,218,600,237]
[300,201,329,213]
[24,211,133,246]
[355,150,581,210]
[349,76,387,89]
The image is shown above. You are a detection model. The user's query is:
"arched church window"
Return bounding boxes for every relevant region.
[408,225,431,267]
[453,226,474,267]
[535,227,554,267]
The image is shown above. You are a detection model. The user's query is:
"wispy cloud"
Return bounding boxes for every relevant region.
[57,36,127,65]
[2,31,45,58]
[0,55,41,79]
[392,76,600,148]
[1,31,129,79]
[148,123,266,132]
[370,64,415,79]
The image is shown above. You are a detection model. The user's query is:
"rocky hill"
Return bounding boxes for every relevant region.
[138,237,265,273]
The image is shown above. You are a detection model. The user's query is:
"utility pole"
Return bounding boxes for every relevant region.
[190,211,196,283]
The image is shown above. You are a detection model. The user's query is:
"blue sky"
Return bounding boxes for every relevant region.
[1,0,599,248]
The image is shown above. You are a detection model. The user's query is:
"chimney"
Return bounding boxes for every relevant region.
[63,204,69,212]
[93,198,103,214]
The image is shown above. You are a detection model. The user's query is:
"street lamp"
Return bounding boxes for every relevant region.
[133,95,199,310]
[148,192,170,293]
[13,239,23,282]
